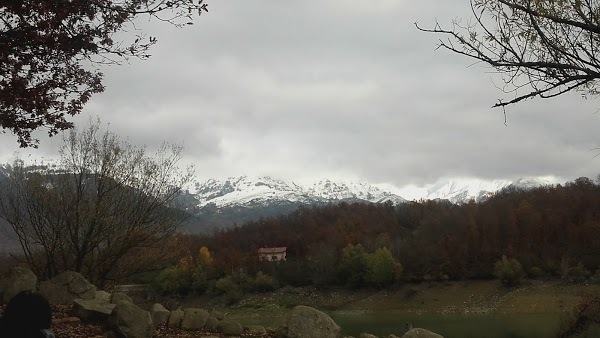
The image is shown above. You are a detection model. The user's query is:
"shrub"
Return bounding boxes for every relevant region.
[494,255,525,286]
[337,244,369,288]
[152,266,191,295]
[567,262,590,282]
[560,257,571,279]
[249,272,279,292]
[542,259,560,277]
[528,266,544,279]
[275,259,312,287]
[365,247,402,288]
[215,275,243,304]
[560,258,590,282]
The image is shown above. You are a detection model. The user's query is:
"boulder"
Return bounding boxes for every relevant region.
[109,301,155,338]
[181,308,210,330]
[218,320,243,335]
[205,316,219,331]
[167,308,184,329]
[3,267,37,303]
[360,334,379,338]
[151,303,170,327]
[110,292,132,305]
[97,331,118,338]
[0,276,6,300]
[73,299,116,322]
[286,305,341,338]
[39,271,96,305]
[402,328,444,338]
[211,309,225,320]
[247,324,267,336]
[95,290,111,302]
[270,325,289,338]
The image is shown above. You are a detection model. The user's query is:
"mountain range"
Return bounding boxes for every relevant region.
[176,175,557,233]
[0,165,558,233]
[191,176,406,208]
[187,175,556,207]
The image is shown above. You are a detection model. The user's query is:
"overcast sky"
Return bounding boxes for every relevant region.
[2,0,600,195]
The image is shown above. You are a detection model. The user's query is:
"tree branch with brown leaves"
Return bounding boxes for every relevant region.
[0,0,208,147]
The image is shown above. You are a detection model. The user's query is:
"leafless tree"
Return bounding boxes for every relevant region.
[0,119,194,285]
[417,0,600,112]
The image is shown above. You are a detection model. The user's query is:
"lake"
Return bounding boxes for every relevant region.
[330,311,600,338]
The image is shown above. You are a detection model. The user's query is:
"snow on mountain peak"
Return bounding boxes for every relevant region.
[191,175,558,208]
[421,176,559,203]
[193,176,405,207]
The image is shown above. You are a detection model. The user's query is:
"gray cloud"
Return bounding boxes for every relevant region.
[2,0,600,190]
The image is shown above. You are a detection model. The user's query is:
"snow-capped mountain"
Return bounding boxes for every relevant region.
[190,175,558,208]
[191,176,406,208]
[420,176,557,203]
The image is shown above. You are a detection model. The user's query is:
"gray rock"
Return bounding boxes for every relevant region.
[247,324,267,336]
[218,320,243,335]
[360,334,379,338]
[181,307,210,330]
[402,328,444,338]
[205,316,219,331]
[151,303,170,327]
[39,271,96,305]
[109,301,155,338]
[270,325,289,338]
[387,335,400,338]
[72,298,115,322]
[211,309,225,320]
[110,292,132,305]
[95,290,111,302]
[0,276,7,301]
[167,308,184,329]
[101,331,118,338]
[286,305,341,338]
[3,267,37,303]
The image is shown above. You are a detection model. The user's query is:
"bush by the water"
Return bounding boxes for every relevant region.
[494,255,525,286]
[337,244,402,289]
[215,275,244,304]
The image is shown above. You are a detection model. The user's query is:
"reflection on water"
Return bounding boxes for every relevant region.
[329,312,562,338]
[229,308,600,338]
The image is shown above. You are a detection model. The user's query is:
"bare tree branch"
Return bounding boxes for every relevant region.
[416,0,600,110]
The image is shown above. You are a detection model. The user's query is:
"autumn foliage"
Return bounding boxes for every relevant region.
[152,176,600,296]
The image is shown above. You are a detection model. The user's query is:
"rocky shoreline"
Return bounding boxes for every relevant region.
[0,267,444,338]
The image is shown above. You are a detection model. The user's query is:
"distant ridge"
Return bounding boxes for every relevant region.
[191,176,407,208]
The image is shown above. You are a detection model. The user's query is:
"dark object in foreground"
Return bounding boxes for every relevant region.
[0,291,55,337]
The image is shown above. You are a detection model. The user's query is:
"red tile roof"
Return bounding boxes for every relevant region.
[258,247,287,254]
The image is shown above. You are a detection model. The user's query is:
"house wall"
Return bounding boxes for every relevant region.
[259,252,286,261]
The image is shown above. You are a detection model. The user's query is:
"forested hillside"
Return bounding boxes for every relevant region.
[167,176,600,292]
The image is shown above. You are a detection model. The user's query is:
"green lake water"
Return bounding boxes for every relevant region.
[330,312,562,338]
[332,312,600,338]
[231,309,600,338]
